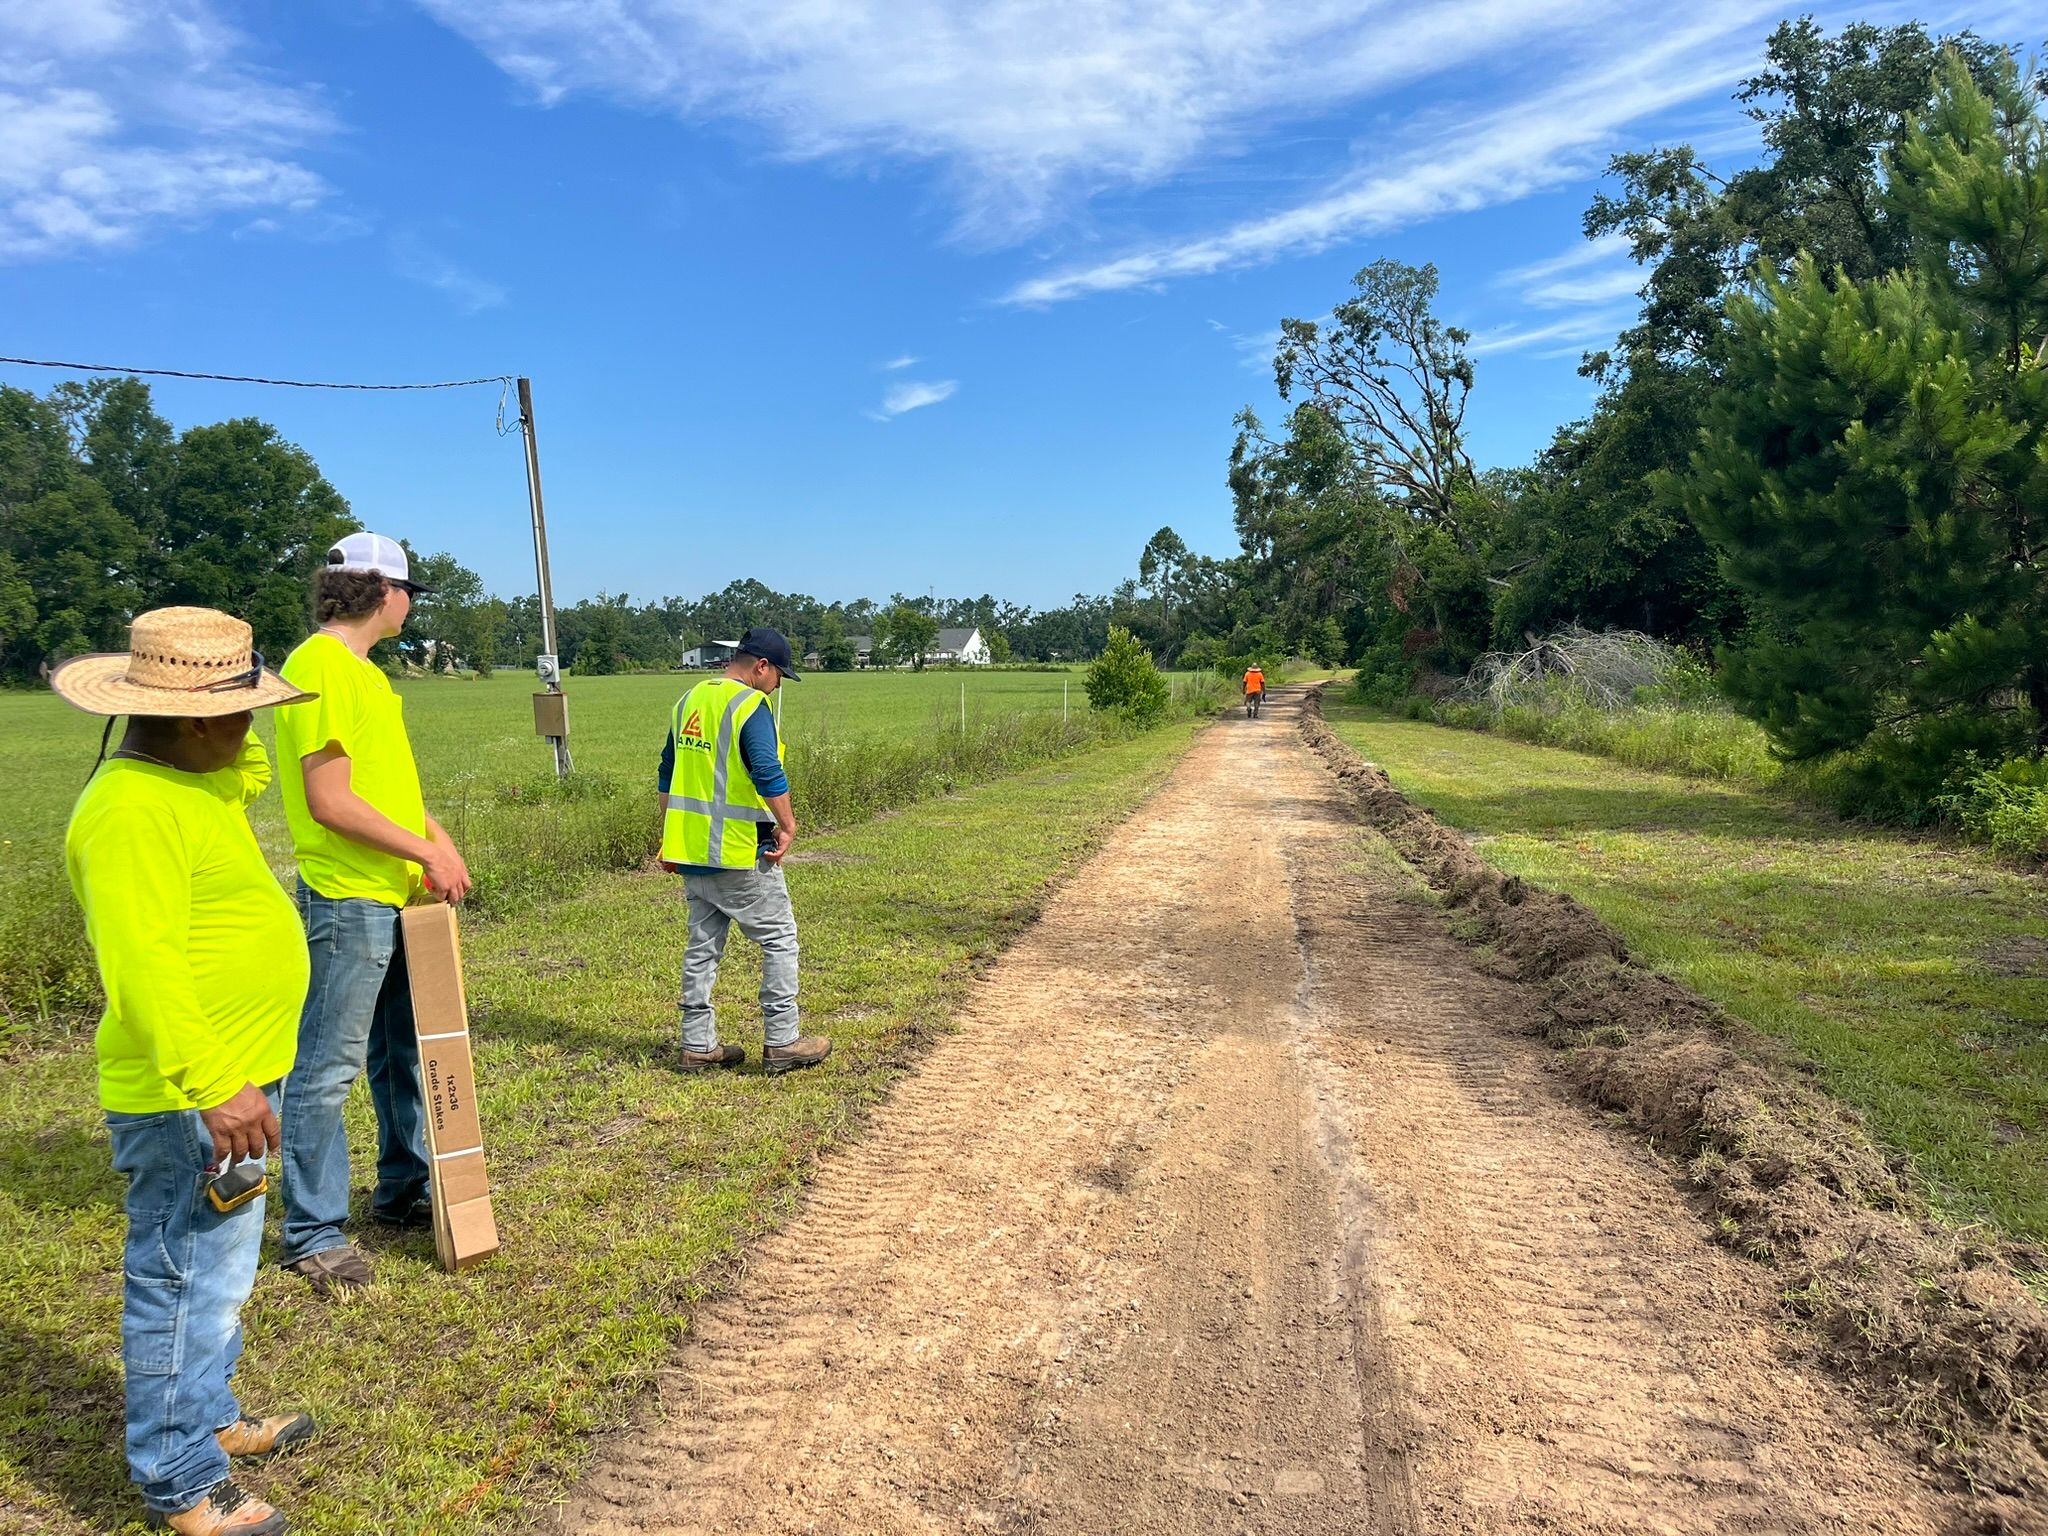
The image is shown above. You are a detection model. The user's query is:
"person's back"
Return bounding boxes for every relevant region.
[1243,666,1266,695]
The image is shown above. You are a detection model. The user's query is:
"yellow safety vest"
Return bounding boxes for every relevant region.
[660,678,779,869]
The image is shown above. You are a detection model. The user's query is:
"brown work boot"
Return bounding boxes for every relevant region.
[285,1244,372,1299]
[676,1042,746,1071]
[146,1477,286,1535]
[763,1036,832,1075]
[216,1412,315,1459]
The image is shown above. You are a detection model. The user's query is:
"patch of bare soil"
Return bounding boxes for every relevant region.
[1299,685,2048,1527]
[550,690,2002,1536]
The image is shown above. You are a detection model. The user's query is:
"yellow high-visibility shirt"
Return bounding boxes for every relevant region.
[66,735,308,1113]
[276,633,427,906]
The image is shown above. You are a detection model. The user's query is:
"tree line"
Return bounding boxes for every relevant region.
[0,379,1180,681]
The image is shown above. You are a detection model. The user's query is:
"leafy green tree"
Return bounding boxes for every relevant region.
[0,552,33,654]
[55,377,177,581]
[1138,526,1190,633]
[400,549,490,671]
[0,386,143,677]
[985,628,1012,663]
[156,418,356,658]
[1275,260,1476,534]
[876,602,938,670]
[1681,54,2048,793]
[1084,626,1170,724]
[1541,18,2010,666]
[574,593,629,676]
[1488,359,1737,647]
[1252,260,1500,685]
[814,609,855,670]
[461,598,507,679]
[1587,18,2006,375]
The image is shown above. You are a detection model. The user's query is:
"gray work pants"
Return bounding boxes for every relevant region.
[680,862,800,1051]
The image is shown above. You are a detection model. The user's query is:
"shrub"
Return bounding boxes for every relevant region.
[1085,627,1170,724]
[1171,671,1230,717]
[1936,757,2048,860]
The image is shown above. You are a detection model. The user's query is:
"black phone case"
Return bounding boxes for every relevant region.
[207,1161,267,1213]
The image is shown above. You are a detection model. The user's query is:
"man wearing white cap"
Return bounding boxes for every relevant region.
[58,607,319,1536]
[272,532,472,1297]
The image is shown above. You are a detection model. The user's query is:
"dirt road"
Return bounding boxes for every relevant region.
[557,689,1957,1535]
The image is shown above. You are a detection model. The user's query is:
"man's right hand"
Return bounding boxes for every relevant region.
[200,1082,280,1164]
[765,823,795,864]
[422,844,472,904]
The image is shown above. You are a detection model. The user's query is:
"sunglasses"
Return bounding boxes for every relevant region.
[198,650,266,693]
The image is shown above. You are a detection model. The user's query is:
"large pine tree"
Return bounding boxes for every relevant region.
[1682,52,2048,793]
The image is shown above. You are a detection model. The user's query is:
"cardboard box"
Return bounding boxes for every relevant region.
[400,903,501,1272]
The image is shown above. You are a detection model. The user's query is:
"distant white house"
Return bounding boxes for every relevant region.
[832,628,990,668]
[928,627,991,665]
[679,639,740,668]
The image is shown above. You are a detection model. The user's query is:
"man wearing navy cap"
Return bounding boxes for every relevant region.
[656,627,830,1074]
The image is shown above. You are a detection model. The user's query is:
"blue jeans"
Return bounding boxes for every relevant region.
[278,887,429,1263]
[106,1085,279,1516]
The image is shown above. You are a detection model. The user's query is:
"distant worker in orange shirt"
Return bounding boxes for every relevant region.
[1242,663,1266,718]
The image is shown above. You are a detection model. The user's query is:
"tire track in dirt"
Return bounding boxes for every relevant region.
[553,689,1962,1536]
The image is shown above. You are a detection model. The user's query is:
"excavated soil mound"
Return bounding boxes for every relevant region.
[1298,686,2048,1524]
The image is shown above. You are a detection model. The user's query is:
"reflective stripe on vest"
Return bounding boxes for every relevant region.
[659,679,775,868]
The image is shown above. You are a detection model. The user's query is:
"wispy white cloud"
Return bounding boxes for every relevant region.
[1477,230,1642,361]
[1496,232,1633,288]
[0,0,334,261]
[1002,9,1770,305]
[1522,267,1645,309]
[869,378,959,420]
[1468,314,1631,357]
[389,233,507,311]
[415,0,1666,241]
[879,354,919,370]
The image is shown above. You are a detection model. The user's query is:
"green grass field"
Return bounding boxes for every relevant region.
[0,698,1207,1534]
[3,668,1092,862]
[1323,703,2048,1249]
[1,667,1191,1040]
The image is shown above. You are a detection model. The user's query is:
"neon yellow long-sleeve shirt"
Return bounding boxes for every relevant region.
[65,733,308,1113]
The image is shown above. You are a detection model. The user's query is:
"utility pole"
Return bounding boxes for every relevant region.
[517,377,572,777]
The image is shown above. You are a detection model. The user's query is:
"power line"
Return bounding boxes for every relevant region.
[0,355,510,391]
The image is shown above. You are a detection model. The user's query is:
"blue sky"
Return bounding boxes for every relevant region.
[2,0,2036,610]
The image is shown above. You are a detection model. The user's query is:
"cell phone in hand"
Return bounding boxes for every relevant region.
[206,1158,268,1214]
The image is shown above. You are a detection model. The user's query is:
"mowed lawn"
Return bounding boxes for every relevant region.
[3,667,1089,865]
[1323,703,2048,1250]
[0,701,1207,1535]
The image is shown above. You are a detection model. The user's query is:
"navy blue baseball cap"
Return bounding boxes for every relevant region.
[735,625,801,680]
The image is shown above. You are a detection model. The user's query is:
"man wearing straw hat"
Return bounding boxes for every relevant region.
[272,532,471,1298]
[59,607,320,1536]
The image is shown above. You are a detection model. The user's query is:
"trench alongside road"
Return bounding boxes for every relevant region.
[556,688,1954,1535]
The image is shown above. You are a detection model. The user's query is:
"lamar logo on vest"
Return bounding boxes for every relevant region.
[677,707,716,753]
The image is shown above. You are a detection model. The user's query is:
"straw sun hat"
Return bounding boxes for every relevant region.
[51,607,315,718]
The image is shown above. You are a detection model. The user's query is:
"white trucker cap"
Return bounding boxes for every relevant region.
[326,531,427,592]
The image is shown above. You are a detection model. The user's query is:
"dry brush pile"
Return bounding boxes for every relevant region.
[1299,684,2048,1528]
